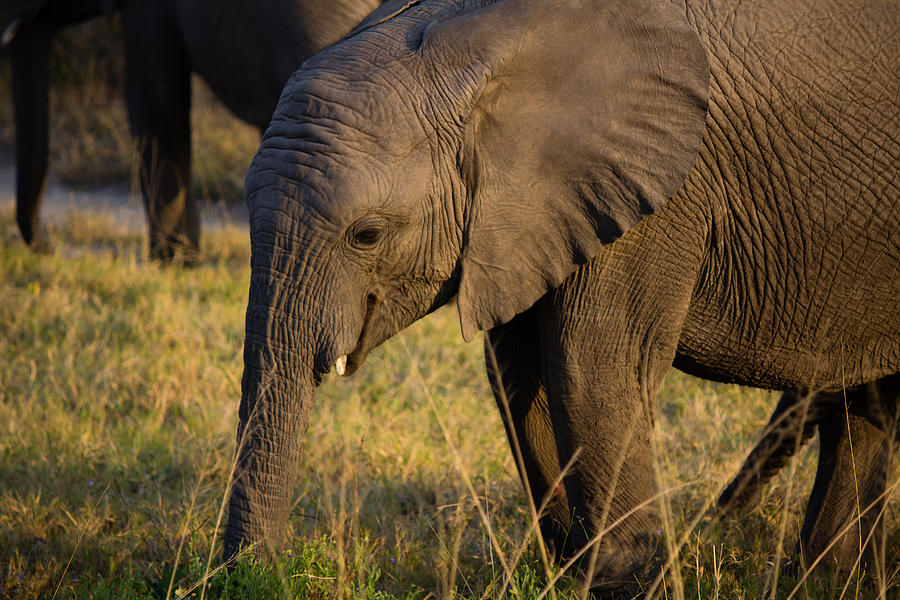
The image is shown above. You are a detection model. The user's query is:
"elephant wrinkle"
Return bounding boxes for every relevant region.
[228,0,900,597]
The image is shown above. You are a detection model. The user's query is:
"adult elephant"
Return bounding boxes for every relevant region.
[5,0,383,261]
[225,0,899,596]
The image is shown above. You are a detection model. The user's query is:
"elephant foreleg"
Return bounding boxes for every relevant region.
[535,242,701,595]
[485,305,572,562]
[123,2,198,263]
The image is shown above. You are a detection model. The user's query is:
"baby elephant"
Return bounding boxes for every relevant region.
[225,0,900,597]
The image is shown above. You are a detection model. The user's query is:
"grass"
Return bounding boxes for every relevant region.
[1,209,898,599]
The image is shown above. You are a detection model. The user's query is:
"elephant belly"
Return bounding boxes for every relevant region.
[672,192,900,393]
[669,0,900,393]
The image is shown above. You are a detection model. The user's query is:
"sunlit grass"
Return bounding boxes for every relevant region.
[2,208,898,599]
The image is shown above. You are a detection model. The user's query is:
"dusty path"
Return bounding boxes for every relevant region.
[0,148,249,239]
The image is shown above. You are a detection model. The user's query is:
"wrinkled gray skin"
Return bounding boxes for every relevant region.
[5,0,383,261]
[228,0,900,595]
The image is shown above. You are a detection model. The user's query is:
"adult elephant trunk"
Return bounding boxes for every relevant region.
[10,24,52,245]
[223,244,319,560]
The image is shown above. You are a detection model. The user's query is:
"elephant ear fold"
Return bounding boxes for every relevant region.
[421,0,709,341]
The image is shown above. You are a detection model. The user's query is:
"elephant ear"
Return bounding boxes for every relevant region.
[421,0,709,341]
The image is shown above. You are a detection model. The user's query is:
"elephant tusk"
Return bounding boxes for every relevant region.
[335,355,347,376]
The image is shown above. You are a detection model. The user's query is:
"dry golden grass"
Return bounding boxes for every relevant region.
[2,208,898,599]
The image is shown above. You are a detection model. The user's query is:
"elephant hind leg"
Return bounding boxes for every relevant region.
[11,25,52,248]
[800,376,900,575]
[718,390,823,515]
[123,2,199,263]
[485,305,572,562]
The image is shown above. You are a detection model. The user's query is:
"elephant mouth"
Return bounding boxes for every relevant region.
[340,293,379,377]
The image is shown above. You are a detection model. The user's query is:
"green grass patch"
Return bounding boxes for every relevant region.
[0,209,898,599]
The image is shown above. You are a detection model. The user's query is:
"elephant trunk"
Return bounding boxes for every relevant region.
[10,24,52,245]
[223,289,317,560]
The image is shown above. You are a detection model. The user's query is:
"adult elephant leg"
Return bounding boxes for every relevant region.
[485,304,572,562]
[800,378,899,574]
[10,25,52,246]
[122,2,198,263]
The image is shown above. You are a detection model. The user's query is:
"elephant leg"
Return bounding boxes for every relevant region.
[721,375,900,518]
[10,24,53,247]
[122,2,198,263]
[534,249,700,595]
[800,408,893,573]
[485,306,571,561]
[718,390,823,514]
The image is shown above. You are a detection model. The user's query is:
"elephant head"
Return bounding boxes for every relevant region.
[224,0,708,560]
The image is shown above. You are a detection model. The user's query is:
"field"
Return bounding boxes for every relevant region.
[0,17,898,600]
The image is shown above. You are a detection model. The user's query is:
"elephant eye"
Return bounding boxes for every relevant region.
[348,217,385,249]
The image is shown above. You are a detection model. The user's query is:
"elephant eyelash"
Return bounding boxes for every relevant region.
[348,219,386,249]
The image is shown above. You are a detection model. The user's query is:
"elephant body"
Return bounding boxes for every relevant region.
[131,0,382,132]
[7,0,383,260]
[227,0,899,596]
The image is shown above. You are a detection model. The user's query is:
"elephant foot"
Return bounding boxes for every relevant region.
[29,233,53,255]
[145,187,201,265]
[800,525,882,577]
[537,490,577,564]
[582,531,663,599]
[149,234,201,266]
